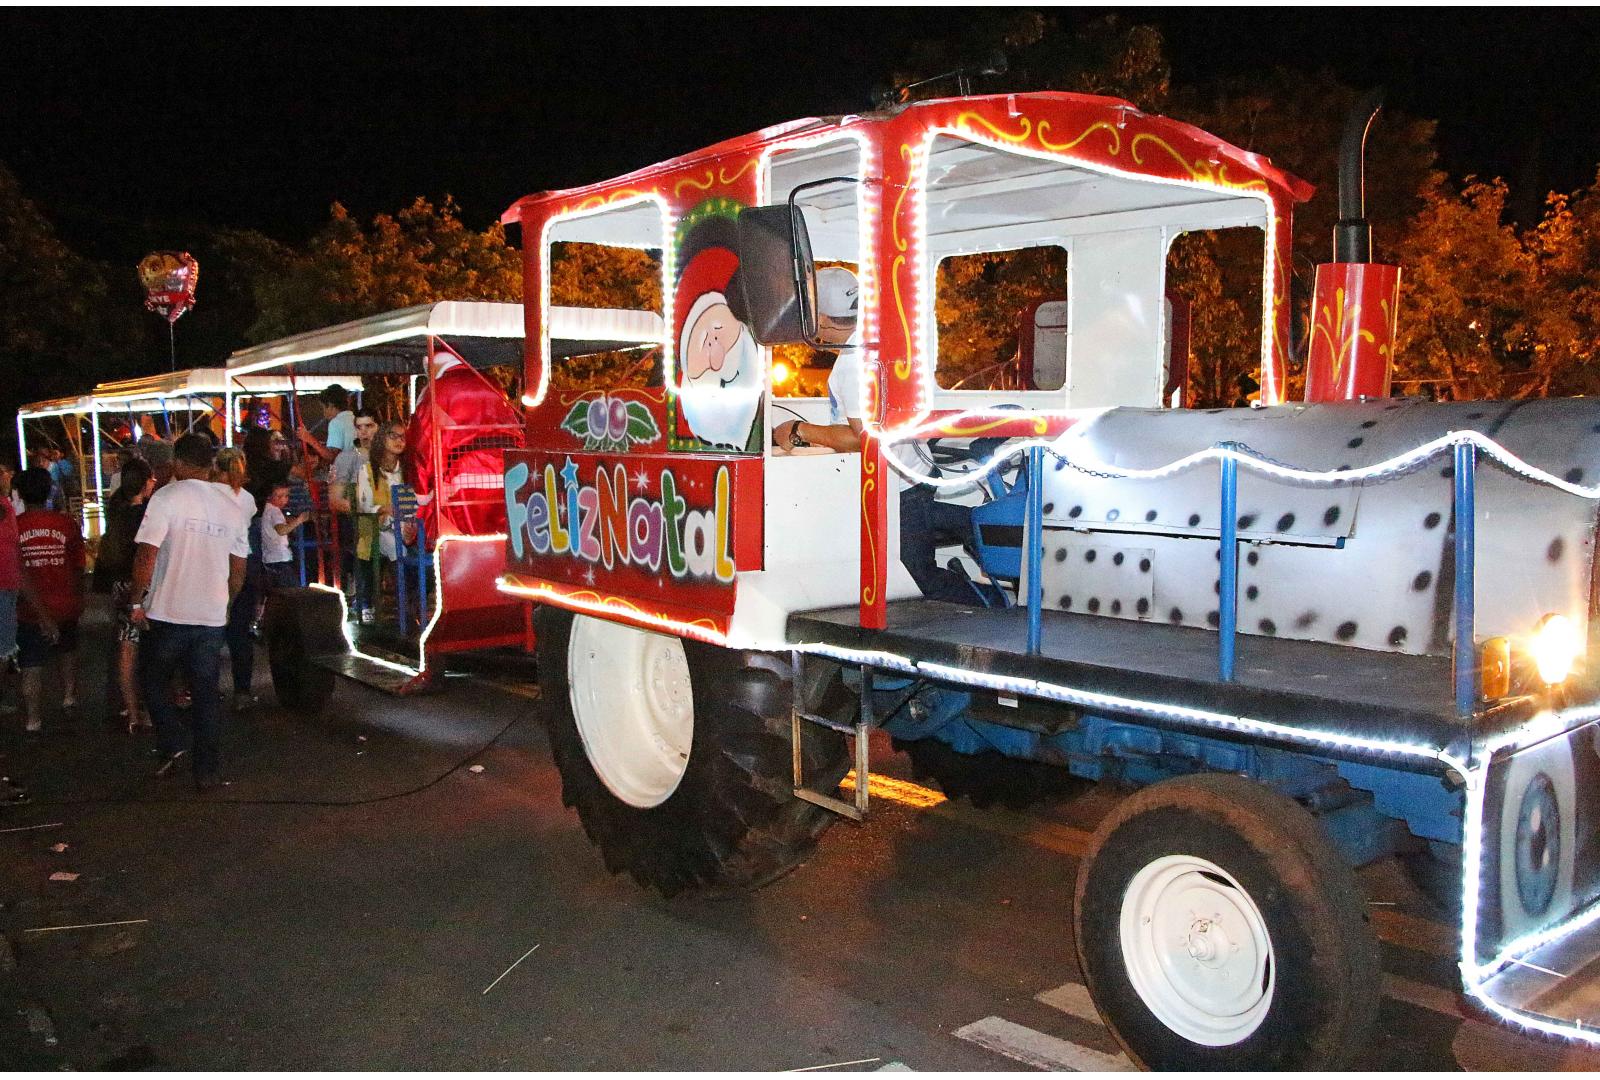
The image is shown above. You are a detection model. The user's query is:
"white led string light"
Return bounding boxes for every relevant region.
[231,325,427,378]
[307,583,422,678]
[756,125,878,430]
[875,424,1600,498]
[414,532,509,671]
[495,575,731,646]
[881,118,1286,433]
[523,192,673,410]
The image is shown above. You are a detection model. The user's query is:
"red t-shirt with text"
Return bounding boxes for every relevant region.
[0,501,19,592]
[17,508,85,624]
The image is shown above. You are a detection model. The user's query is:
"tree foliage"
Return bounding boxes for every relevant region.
[247,196,521,342]
[0,163,146,439]
[1394,172,1600,400]
[934,247,1067,390]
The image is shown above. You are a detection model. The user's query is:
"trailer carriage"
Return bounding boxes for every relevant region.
[17,370,353,542]
[225,301,662,701]
[498,90,1600,1066]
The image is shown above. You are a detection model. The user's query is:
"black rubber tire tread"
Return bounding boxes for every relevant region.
[537,608,849,897]
[893,735,1089,810]
[1074,772,1381,1071]
[263,589,338,718]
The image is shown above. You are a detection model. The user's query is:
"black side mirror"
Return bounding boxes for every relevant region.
[730,176,857,348]
[731,203,816,346]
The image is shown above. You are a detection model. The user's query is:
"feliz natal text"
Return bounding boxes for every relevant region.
[505,458,735,584]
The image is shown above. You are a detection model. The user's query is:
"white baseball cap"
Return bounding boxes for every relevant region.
[816,266,859,322]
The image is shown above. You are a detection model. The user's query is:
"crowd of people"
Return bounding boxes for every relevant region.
[0,385,416,790]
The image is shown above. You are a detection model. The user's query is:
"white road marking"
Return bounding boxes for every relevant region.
[24,918,150,934]
[953,1016,1134,1072]
[1035,982,1102,1025]
[480,942,540,995]
[788,1058,881,1072]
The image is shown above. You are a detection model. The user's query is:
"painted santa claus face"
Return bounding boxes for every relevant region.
[681,292,747,385]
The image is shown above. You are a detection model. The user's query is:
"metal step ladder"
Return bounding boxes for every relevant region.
[790,658,874,822]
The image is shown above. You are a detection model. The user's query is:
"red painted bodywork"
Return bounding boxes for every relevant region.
[502,92,1312,633]
[429,538,528,655]
[1304,262,1402,402]
[502,447,761,630]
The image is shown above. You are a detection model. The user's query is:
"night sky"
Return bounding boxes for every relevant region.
[4,7,1599,262]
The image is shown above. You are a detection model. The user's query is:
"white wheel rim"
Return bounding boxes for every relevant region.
[1119,854,1275,1046]
[567,615,694,809]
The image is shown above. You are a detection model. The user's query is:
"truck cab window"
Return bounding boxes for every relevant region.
[935,246,1068,391]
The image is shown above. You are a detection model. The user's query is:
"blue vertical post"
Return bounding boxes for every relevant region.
[1026,445,1045,655]
[1454,441,1477,717]
[416,521,429,633]
[394,489,409,635]
[1219,452,1239,682]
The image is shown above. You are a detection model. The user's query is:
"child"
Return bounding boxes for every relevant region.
[14,468,84,733]
[260,482,310,589]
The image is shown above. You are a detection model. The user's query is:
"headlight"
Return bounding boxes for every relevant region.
[1529,613,1582,686]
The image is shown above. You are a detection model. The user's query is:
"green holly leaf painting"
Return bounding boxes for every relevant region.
[624,402,661,445]
[560,401,590,440]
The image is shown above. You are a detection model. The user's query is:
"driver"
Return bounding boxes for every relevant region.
[772,267,863,453]
[771,267,983,604]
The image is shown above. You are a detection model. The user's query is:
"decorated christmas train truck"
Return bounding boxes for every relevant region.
[498,91,1600,1068]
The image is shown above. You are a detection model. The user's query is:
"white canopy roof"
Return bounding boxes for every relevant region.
[17,395,97,420]
[93,370,359,410]
[225,301,662,377]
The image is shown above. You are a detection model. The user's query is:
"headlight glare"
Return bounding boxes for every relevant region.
[1529,613,1581,686]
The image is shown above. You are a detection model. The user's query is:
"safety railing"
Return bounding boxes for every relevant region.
[998,429,1590,722]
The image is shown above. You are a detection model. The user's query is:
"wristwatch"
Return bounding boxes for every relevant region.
[788,421,810,449]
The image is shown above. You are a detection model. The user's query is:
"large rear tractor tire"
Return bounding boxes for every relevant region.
[263,588,340,718]
[894,735,1088,810]
[537,607,849,897]
[1074,773,1380,1070]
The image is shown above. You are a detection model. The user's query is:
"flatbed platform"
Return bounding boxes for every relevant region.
[788,600,1538,758]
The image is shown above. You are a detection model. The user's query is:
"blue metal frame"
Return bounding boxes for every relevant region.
[1025,446,1045,654]
[873,687,1464,866]
[287,480,317,588]
[867,435,1491,863]
[1219,450,1239,682]
[1454,441,1477,717]
[390,483,431,636]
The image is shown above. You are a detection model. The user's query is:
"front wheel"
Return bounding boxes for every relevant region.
[1074,773,1380,1070]
[538,608,849,897]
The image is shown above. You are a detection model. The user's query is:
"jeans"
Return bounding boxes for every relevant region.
[227,566,260,694]
[899,484,984,604]
[140,620,226,780]
[263,561,297,589]
[337,515,357,598]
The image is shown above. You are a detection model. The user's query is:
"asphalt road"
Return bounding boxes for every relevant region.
[3,609,1600,1071]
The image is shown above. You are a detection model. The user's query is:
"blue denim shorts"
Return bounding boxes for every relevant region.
[0,590,16,662]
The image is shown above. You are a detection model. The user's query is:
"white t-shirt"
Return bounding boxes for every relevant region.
[135,478,251,627]
[825,327,865,425]
[215,483,255,522]
[326,410,356,453]
[260,504,292,564]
